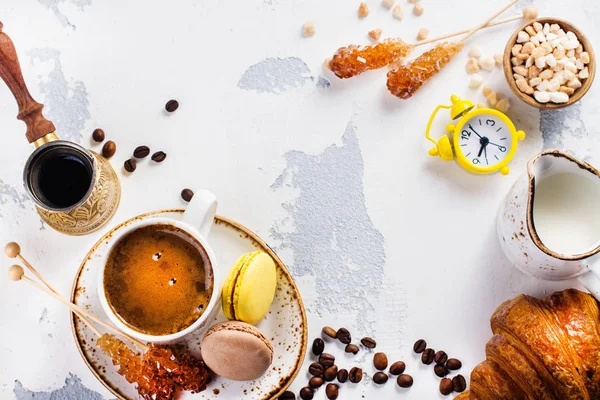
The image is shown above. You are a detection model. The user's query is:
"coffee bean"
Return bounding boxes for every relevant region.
[322,326,337,339]
[434,350,448,365]
[413,339,427,353]
[337,369,348,383]
[325,383,339,400]
[361,337,376,349]
[345,344,359,355]
[181,189,194,202]
[312,338,325,356]
[389,361,406,375]
[151,151,167,162]
[92,128,105,142]
[336,328,351,344]
[373,352,388,370]
[446,358,462,370]
[440,378,454,395]
[319,353,335,368]
[102,141,116,159]
[308,377,323,389]
[434,364,449,377]
[373,372,388,384]
[308,362,324,376]
[299,387,314,400]
[165,99,179,112]
[348,367,363,383]
[453,374,467,393]
[133,145,150,158]
[323,365,338,382]
[396,374,413,388]
[124,158,136,173]
[421,348,435,365]
[278,391,296,400]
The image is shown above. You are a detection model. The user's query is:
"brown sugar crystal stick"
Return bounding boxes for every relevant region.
[387,0,521,99]
[5,243,148,349]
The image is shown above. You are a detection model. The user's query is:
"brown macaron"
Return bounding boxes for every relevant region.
[201,321,274,381]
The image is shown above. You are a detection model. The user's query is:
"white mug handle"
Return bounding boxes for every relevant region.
[182,189,217,239]
[579,258,600,301]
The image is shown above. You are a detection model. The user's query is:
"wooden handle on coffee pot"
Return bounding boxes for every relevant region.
[0,21,56,143]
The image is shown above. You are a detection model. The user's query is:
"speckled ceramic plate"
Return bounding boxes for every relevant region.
[70,209,307,400]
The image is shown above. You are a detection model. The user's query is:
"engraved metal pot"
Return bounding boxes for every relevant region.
[0,22,120,235]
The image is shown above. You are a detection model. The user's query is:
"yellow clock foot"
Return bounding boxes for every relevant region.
[500,166,510,175]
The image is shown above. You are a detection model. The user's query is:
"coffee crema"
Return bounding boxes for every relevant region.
[104,224,214,336]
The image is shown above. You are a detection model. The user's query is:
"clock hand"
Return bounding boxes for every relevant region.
[478,143,485,157]
[488,141,507,150]
[469,124,483,139]
[484,146,488,165]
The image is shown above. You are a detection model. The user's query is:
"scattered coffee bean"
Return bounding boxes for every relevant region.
[92,128,105,143]
[434,350,448,365]
[434,364,449,378]
[453,374,467,393]
[323,365,338,382]
[165,99,179,112]
[322,326,337,339]
[124,158,136,173]
[373,372,388,384]
[319,353,335,368]
[348,367,363,383]
[440,378,454,395]
[325,383,339,400]
[373,352,388,370]
[345,344,359,354]
[308,376,323,389]
[151,151,167,162]
[361,337,376,349]
[133,145,150,158]
[308,362,324,376]
[421,348,435,365]
[312,338,325,356]
[336,328,351,344]
[102,141,116,159]
[299,387,314,400]
[446,358,462,370]
[389,361,406,375]
[397,374,413,388]
[413,339,427,353]
[181,188,194,202]
[337,369,348,383]
[278,391,296,400]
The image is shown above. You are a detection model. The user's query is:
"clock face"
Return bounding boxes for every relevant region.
[455,113,513,168]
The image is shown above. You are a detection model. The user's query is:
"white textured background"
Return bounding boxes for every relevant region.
[0,0,598,399]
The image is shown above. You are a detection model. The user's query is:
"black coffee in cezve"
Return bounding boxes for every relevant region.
[32,150,93,209]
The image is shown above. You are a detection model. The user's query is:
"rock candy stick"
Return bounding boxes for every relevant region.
[387,42,464,99]
[329,39,414,79]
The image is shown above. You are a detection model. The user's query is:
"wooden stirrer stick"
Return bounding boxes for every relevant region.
[6,243,148,350]
[461,0,520,43]
[416,15,522,47]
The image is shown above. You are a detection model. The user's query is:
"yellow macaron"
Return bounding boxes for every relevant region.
[222,251,277,325]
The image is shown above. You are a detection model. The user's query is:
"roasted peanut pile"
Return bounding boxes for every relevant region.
[511,22,591,104]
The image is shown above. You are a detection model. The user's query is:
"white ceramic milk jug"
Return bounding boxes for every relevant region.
[497,150,600,298]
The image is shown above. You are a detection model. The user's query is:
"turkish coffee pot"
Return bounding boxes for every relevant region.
[0,21,120,235]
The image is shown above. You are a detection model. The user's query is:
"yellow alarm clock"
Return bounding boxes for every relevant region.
[426,95,526,175]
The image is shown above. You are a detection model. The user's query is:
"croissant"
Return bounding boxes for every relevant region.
[456,289,600,400]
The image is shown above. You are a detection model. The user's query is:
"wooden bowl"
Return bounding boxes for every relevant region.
[503,17,595,110]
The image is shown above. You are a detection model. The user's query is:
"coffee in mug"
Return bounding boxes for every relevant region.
[103,223,214,336]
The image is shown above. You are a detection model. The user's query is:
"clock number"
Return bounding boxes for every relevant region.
[461,130,471,140]
[473,158,481,165]
[486,119,495,127]
[499,146,507,153]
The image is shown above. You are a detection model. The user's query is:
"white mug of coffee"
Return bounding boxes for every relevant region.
[97,189,219,344]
